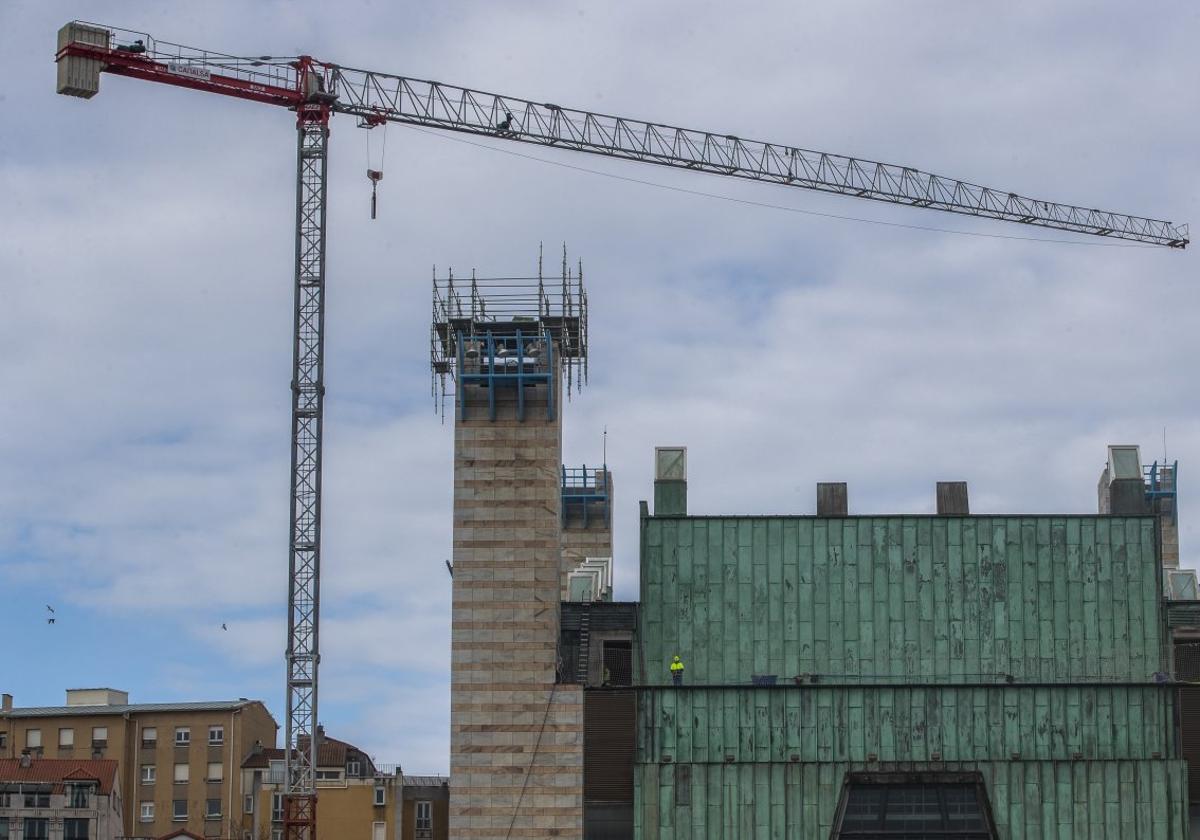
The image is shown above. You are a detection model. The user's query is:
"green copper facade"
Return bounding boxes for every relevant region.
[633,514,1187,838]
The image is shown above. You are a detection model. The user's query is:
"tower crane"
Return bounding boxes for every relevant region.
[54,20,1189,840]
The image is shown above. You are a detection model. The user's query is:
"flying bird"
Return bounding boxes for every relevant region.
[221,623,228,631]
[46,605,55,625]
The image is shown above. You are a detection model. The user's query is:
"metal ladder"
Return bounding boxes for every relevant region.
[577,609,591,685]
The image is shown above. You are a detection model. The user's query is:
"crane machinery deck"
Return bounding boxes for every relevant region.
[54,19,1189,840]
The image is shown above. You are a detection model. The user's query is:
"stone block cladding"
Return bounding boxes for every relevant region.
[450,376,584,839]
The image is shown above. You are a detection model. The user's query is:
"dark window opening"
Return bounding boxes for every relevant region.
[603,640,632,686]
[67,783,93,808]
[834,773,996,839]
[24,790,51,808]
[63,818,89,840]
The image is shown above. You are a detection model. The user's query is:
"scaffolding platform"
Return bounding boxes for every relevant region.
[430,249,587,420]
[562,464,610,527]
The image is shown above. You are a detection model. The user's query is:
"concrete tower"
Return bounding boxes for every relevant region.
[433,261,588,839]
[1097,443,1180,568]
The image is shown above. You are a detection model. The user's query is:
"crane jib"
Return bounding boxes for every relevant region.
[54,24,1187,248]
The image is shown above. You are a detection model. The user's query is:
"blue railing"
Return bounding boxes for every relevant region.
[562,464,609,527]
[456,328,554,422]
[1145,460,1179,523]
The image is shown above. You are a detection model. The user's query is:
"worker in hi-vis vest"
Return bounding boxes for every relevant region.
[670,654,685,686]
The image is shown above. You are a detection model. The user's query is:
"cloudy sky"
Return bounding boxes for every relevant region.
[2,1,1197,773]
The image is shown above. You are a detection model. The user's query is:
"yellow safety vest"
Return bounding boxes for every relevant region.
[670,659,684,672]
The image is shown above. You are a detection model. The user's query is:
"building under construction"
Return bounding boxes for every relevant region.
[433,260,1191,839]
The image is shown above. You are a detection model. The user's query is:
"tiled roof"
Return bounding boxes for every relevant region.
[0,758,119,794]
[241,735,368,771]
[2,699,266,718]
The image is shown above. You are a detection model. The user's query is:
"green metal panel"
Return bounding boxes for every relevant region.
[634,759,1190,839]
[654,480,687,516]
[637,687,1177,764]
[638,515,1165,685]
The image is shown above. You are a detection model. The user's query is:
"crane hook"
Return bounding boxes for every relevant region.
[367,169,383,220]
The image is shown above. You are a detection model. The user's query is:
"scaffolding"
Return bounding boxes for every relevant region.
[1144,460,1179,524]
[430,246,587,419]
[561,465,611,528]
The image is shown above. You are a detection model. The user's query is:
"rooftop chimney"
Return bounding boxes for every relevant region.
[653,447,687,516]
[2,693,12,712]
[816,483,848,517]
[936,482,970,515]
[19,750,32,768]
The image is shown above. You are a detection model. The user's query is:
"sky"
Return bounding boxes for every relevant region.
[2,1,1198,774]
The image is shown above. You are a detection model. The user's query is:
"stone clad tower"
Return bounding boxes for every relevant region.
[432,257,588,839]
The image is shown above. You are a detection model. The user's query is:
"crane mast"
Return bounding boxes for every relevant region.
[53,19,1189,840]
[282,69,332,840]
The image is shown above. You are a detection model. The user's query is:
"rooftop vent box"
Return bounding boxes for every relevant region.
[66,688,129,707]
[655,447,686,481]
[1107,445,1142,481]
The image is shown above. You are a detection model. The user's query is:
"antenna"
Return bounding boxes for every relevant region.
[603,425,608,468]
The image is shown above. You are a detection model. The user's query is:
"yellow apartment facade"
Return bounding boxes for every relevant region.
[0,689,276,839]
[242,732,393,840]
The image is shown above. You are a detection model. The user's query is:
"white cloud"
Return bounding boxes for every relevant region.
[2,0,1197,774]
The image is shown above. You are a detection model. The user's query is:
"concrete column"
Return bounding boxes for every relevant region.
[449,353,583,839]
[561,470,614,601]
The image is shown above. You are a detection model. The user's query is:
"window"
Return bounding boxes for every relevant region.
[602,639,634,686]
[346,760,361,777]
[63,818,89,840]
[67,784,92,808]
[59,728,75,748]
[175,727,191,746]
[0,731,6,749]
[24,791,50,808]
[208,726,224,746]
[271,830,283,840]
[373,785,385,806]
[243,794,254,814]
[142,727,157,748]
[0,792,9,807]
[0,816,8,840]
[140,802,155,823]
[271,793,284,822]
[91,726,108,748]
[26,729,42,748]
[315,770,342,781]
[834,774,996,839]
[206,762,223,781]
[416,800,432,832]
[205,799,221,820]
[23,819,48,840]
[371,822,385,840]
[174,763,189,784]
[141,764,156,784]
[173,799,188,821]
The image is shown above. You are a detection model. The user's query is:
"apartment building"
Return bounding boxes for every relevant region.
[0,689,276,839]
[0,755,122,840]
[397,776,448,840]
[241,731,398,840]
